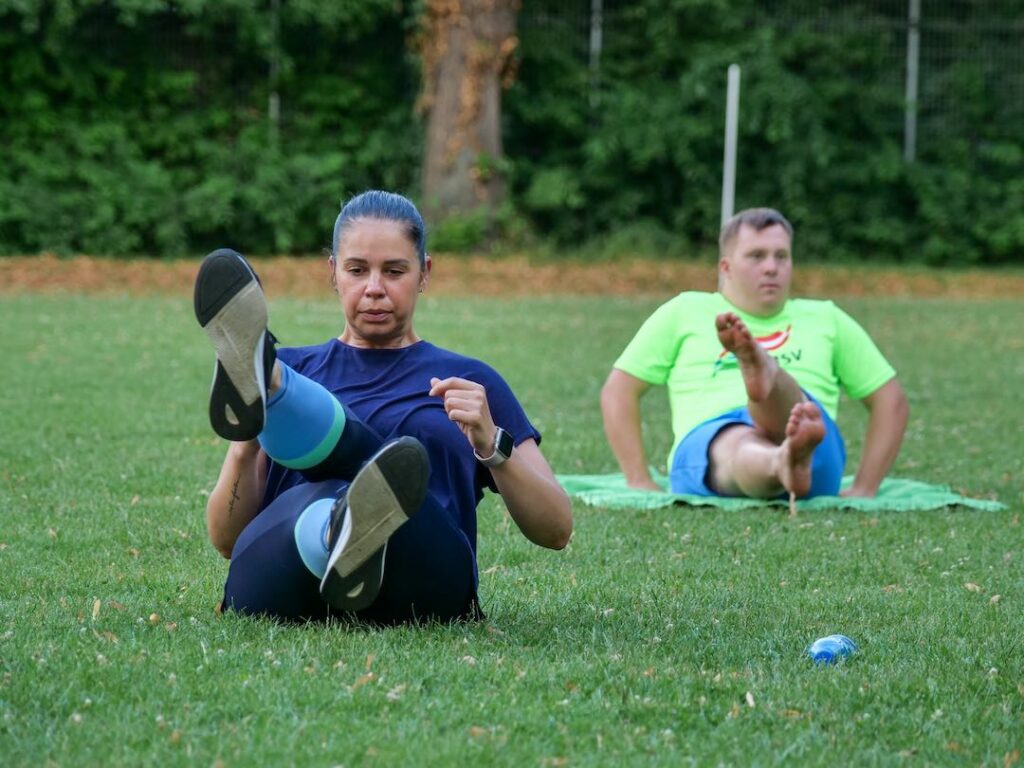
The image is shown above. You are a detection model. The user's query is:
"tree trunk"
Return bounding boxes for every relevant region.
[418,0,519,220]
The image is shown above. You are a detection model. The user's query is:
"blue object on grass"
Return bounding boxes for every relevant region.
[808,634,857,664]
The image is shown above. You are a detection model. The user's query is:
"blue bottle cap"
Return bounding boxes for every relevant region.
[808,634,857,664]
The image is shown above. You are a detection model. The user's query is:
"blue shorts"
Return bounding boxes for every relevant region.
[668,394,846,498]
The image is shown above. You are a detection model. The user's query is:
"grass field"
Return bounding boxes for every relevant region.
[1,288,1022,766]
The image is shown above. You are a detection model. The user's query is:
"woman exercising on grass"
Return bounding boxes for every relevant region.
[194,190,571,623]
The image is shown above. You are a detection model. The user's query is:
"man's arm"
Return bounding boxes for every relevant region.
[206,440,268,558]
[842,378,909,497]
[600,368,662,491]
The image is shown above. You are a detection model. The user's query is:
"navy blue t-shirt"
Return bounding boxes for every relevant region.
[260,339,540,558]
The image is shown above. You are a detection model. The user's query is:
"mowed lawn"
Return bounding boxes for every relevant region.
[1,286,1021,766]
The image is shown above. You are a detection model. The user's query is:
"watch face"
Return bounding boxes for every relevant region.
[496,428,515,458]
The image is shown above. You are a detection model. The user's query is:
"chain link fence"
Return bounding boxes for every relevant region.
[519,0,1024,156]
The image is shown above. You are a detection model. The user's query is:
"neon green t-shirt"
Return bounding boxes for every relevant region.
[613,292,896,466]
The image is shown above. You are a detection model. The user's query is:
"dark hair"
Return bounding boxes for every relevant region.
[718,207,793,256]
[331,190,427,267]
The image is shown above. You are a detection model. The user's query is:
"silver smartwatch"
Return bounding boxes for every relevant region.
[474,427,514,468]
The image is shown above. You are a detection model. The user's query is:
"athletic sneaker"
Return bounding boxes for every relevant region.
[193,248,277,441]
[321,437,429,612]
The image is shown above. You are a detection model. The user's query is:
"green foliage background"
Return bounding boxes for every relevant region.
[1,0,1022,263]
[0,0,420,256]
[507,0,1024,265]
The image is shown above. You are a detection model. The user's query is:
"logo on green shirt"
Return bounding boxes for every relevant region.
[712,324,792,377]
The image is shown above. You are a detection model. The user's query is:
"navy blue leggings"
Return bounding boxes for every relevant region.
[222,479,479,623]
[219,366,478,624]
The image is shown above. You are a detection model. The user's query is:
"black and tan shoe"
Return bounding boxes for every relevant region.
[320,437,429,611]
[194,248,277,441]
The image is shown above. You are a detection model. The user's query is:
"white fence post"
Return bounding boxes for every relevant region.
[589,0,603,110]
[904,0,921,162]
[721,64,741,227]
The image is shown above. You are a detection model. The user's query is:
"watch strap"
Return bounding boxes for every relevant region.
[474,427,513,467]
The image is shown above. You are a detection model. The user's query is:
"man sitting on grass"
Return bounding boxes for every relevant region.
[601,207,909,505]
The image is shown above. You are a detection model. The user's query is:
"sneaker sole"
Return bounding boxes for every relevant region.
[194,250,269,441]
[320,438,429,610]
[322,544,387,612]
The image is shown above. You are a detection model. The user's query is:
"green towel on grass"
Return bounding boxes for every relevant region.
[556,473,1006,512]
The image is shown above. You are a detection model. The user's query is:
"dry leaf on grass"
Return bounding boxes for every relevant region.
[350,672,375,692]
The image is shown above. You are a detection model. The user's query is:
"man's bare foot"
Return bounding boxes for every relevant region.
[776,402,825,499]
[716,312,777,402]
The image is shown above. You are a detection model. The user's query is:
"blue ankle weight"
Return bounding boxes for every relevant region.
[292,498,332,578]
[259,362,347,469]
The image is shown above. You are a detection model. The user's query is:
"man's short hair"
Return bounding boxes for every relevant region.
[719,208,794,257]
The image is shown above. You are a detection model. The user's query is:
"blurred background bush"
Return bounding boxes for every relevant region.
[1,0,1021,264]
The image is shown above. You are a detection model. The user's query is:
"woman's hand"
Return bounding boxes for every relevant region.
[429,376,572,550]
[429,376,497,456]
